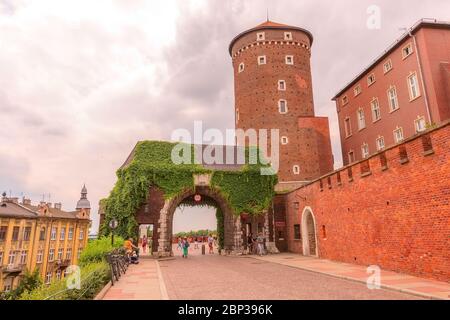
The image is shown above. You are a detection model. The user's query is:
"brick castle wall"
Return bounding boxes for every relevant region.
[284,121,450,282]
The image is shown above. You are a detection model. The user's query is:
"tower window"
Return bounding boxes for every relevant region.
[354,84,362,96]
[402,43,413,59]
[348,150,355,163]
[293,165,300,175]
[357,108,366,130]
[238,63,244,73]
[371,98,381,122]
[285,55,294,65]
[257,32,265,41]
[344,117,352,137]
[278,80,286,91]
[367,73,376,86]
[387,86,399,111]
[284,32,293,40]
[278,100,288,114]
[383,59,393,73]
[407,72,420,100]
[341,95,348,106]
[258,55,266,65]
[281,136,289,145]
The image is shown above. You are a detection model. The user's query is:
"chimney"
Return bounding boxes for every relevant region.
[10,197,19,204]
[54,203,62,210]
[22,198,31,206]
[47,202,52,208]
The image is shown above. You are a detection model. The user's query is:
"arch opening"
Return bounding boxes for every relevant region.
[301,207,318,257]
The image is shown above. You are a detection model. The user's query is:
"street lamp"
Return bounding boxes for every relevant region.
[109,219,118,246]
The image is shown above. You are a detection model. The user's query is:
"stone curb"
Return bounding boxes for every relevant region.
[251,256,447,300]
[94,281,112,300]
[156,260,169,300]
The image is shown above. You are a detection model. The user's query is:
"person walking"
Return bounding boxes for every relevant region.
[177,238,182,251]
[182,237,190,258]
[207,235,214,254]
[194,237,199,249]
[142,235,148,254]
[256,233,265,256]
[247,233,253,255]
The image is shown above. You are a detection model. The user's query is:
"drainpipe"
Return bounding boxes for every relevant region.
[409,30,433,124]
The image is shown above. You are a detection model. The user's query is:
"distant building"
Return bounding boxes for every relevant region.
[0,186,91,293]
[333,19,450,165]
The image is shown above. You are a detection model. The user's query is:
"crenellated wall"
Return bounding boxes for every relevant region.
[283,120,450,282]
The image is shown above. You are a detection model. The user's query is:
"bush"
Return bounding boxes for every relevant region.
[79,236,124,266]
[0,269,42,300]
[19,261,110,300]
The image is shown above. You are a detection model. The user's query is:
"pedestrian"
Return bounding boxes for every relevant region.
[256,232,265,256]
[182,237,190,258]
[177,238,182,251]
[194,237,199,249]
[207,234,214,254]
[142,235,148,254]
[247,232,253,255]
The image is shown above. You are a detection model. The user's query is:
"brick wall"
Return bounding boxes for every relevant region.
[284,121,450,282]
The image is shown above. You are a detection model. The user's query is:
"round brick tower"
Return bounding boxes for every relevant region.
[230,20,331,184]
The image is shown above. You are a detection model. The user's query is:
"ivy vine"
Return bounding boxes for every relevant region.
[101,141,277,239]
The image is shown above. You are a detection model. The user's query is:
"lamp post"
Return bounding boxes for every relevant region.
[109,219,118,246]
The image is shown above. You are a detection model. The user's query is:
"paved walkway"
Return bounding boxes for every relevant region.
[253,253,450,300]
[101,259,168,300]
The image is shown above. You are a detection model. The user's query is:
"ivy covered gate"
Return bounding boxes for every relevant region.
[99,141,279,257]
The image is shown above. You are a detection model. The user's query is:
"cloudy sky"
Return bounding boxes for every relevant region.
[1,0,449,234]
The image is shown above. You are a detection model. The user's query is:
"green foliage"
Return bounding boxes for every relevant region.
[101,141,277,239]
[175,229,216,238]
[0,269,42,300]
[216,208,224,250]
[19,262,110,300]
[79,236,124,266]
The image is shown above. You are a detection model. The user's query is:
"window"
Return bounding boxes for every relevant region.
[79,229,84,240]
[387,86,399,111]
[37,250,43,264]
[57,248,63,260]
[344,117,352,137]
[281,136,289,145]
[414,116,426,133]
[322,225,327,239]
[20,251,27,265]
[371,98,381,122]
[3,277,13,292]
[361,143,370,159]
[68,227,74,240]
[278,80,286,91]
[238,63,244,73]
[22,227,31,241]
[60,227,66,241]
[376,136,385,151]
[367,73,376,86]
[341,95,348,106]
[278,100,288,114]
[39,227,46,241]
[393,127,404,143]
[257,32,265,41]
[56,270,62,280]
[402,43,413,59]
[51,227,57,240]
[348,150,355,164]
[66,248,72,260]
[294,225,301,240]
[45,272,52,284]
[293,165,300,175]
[48,249,55,262]
[77,247,83,259]
[285,55,294,65]
[8,251,16,265]
[383,59,393,73]
[407,72,421,100]
[12,226,20,241]
[0,226,7,241]
[284,32,292,40]
[353,84,361,96]
[258,55,266,65]
[357,108,366,130]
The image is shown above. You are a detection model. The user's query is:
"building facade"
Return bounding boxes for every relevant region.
[229,21,333,189]
[0,186,90,293]
[333,19,450,165]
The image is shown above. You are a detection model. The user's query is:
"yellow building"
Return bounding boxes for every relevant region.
[0,186,91,292]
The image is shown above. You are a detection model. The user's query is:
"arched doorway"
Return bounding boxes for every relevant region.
[301,207,318,257]
[157,186,239,257]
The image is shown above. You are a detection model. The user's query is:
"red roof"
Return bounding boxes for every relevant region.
[256,20,291,28]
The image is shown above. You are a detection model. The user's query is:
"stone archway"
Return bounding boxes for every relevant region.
[156,186,242,257]
[301,207,318,257]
